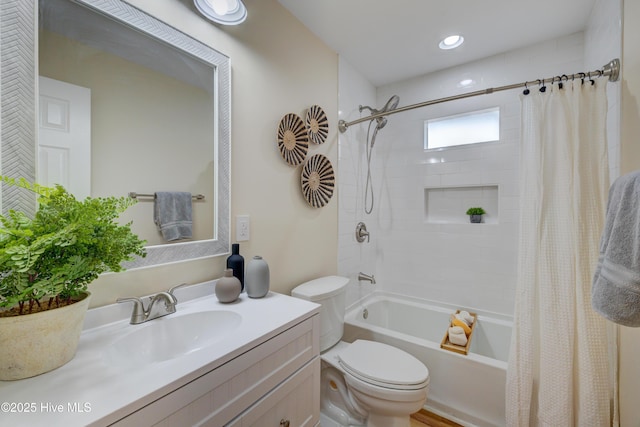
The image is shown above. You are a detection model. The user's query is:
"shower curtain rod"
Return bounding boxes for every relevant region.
[338,58,621,133]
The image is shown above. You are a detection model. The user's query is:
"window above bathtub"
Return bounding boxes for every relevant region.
[424,107,500,150]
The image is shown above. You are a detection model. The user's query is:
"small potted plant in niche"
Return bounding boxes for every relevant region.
[0,177,146,380]
[466,207,486,223]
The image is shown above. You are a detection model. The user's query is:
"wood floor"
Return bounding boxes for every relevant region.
[410,409,464,427]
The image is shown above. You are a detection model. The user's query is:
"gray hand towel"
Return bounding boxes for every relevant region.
[592,171,640,326]
[154,192,193,242]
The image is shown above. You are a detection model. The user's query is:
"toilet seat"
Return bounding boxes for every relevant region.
[337,340,429,391]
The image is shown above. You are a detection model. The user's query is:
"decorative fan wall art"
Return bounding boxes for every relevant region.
[305,105,329,145]
[301,154,335,208]
[277,113,309,166]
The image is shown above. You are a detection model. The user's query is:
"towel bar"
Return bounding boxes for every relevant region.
[128,192,205,200]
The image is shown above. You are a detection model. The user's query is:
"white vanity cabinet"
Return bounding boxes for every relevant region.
[114,314,320,427]
[0,289,320,427]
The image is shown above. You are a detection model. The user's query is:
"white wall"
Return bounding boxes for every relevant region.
[339,33,590,315]
[337,57,377,306]
[87,0,339,307]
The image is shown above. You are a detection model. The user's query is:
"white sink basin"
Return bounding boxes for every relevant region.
[105,310,242,367]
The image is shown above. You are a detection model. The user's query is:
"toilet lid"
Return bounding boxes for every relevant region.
[338,340,429,390]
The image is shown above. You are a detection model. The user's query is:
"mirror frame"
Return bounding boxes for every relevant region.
[0,0,231,269]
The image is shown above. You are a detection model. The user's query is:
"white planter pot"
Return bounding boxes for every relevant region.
[0,292,91,380]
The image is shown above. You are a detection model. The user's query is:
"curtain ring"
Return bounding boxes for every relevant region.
[539,78,546,93]
[523,81,530,95]
[556,75,564,90]
[592,70,602,85]
[580,72,586,85]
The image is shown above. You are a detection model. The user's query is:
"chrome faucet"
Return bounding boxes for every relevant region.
[358,272,376,284]
[117,283,188,324]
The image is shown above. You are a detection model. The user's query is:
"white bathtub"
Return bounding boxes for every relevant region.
[342,292,512,427]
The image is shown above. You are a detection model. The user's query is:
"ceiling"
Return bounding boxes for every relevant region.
[277,0,597,87]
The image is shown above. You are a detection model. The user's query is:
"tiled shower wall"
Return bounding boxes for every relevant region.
[338,3,621,315]
[337,59,378,307]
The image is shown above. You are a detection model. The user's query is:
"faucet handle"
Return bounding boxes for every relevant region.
[168,282,189,301]
[355,222,370,243]
[116,297,145,324]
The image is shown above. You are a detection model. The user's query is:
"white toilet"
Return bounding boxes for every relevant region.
[291,276,429,427]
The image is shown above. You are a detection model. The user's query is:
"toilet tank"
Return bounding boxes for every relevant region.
[291,276,349,352]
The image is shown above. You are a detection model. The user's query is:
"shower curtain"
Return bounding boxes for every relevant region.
[506,79,617,426]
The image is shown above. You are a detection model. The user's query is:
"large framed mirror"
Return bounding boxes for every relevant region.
[0,0,230,269]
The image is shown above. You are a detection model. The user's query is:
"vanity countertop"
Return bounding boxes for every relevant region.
[0,281,320,426]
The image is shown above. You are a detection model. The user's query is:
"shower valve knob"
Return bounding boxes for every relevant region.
[355,222,370,243]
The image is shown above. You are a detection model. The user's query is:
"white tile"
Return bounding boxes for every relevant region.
[337,27,620,317]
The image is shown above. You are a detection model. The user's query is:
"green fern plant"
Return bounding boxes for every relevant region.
[0,177,146,315]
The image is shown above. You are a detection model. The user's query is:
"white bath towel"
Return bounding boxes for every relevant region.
[592,170,640,326]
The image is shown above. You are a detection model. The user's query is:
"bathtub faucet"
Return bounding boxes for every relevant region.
[358,272,376,284]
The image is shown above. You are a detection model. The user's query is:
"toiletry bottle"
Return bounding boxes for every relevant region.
[245,256,269,298]
[226,243,244,291]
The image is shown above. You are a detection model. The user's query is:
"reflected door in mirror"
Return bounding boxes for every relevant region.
[38,76,91,199]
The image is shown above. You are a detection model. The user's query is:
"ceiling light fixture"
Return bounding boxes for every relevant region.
[194,0,247,25]
[439,34,464,50]
[457,78,475,88]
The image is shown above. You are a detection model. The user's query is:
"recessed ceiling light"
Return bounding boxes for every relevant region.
[458,78,475,88]
[439,35,464,50]
[194,0,247,25]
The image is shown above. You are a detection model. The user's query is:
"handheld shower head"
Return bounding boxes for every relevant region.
[375,117,388,130]
[362,95,399,216]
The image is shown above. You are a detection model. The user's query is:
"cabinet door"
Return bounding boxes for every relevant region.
[228,357,320,427]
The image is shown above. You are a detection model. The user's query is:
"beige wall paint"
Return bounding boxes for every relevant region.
[619,1,640,425]
[88,0,338,306]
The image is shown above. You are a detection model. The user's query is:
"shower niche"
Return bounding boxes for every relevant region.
[424,185,498,224]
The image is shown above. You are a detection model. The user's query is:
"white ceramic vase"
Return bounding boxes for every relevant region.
[245,256,269,298]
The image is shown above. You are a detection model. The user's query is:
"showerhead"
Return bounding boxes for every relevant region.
[381,95,400,113]
[359,95,399,129]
